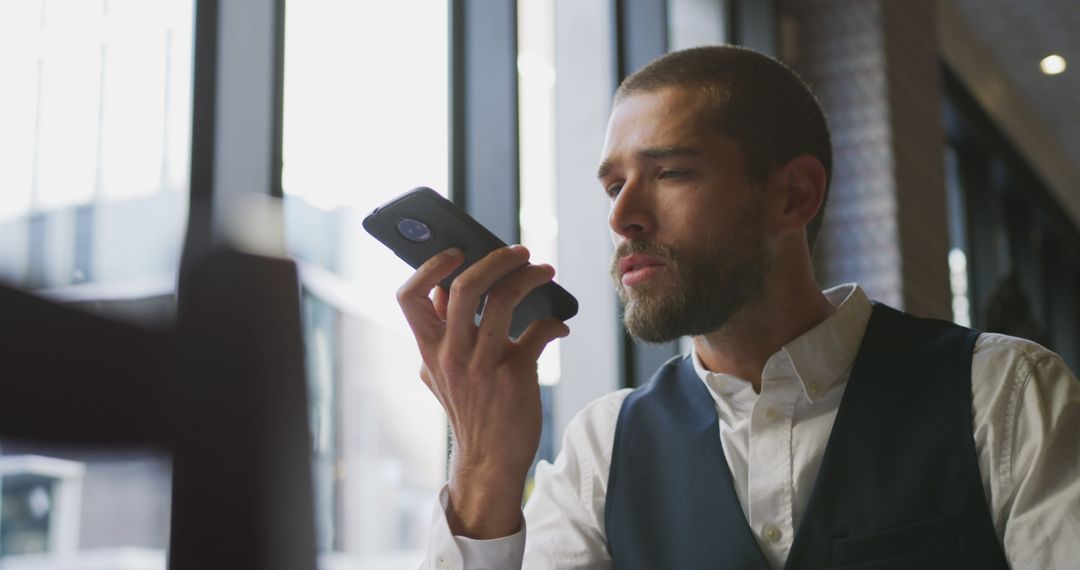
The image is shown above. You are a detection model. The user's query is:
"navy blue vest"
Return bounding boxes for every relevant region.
[605,304,1008,569]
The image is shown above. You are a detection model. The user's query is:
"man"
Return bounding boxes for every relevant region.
[399,46,1080,569]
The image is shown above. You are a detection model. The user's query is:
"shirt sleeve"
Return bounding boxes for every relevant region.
[420,389,630,570]
[421,484,527,570]
[974,335,1080,570]
[521,391,631,569]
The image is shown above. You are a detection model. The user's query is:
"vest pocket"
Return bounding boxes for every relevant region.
[830,514,957,568]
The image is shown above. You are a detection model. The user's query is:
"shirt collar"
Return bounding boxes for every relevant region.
[691,283,872,404]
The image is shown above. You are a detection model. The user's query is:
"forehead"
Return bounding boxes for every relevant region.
[602,87,717,154]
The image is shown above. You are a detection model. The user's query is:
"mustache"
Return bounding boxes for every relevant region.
[614,240,677,261]
[610,241,679,278]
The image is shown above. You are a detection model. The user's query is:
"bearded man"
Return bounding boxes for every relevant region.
[396,46,1080,569]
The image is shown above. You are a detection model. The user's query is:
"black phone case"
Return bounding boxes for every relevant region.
[363,187,578,338]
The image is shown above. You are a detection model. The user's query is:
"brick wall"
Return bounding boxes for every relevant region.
[778,0,953,319]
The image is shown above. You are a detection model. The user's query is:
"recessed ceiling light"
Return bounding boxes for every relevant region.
[1040,54,1067,75]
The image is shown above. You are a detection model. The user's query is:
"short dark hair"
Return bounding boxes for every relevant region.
[615,45,832,251]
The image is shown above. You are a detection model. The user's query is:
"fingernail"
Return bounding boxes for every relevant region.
[444,247,463,258]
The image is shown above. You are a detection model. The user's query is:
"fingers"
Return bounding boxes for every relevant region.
[432,286,449,321]
[403,244,564,380]
[419,363,433,390]
[420,364,448,410]
[397,248,465,342]
[474,263,556,354]
[445,245,531,342]
[515,319,570,363]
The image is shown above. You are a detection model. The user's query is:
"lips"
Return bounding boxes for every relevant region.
[619,254,667,286]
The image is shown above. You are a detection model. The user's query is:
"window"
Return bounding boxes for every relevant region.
[0,0,193,297]
[944,70,1080,369]
[517,0,561,475]
[282,1,449,564]
[0,1,190,566]
[668,0,729,50]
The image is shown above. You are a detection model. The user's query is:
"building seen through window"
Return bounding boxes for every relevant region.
[282,0,449,564]
[0,0,192,296]
[0,1,189,567]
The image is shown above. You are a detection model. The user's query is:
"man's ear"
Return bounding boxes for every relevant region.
[773,155,827,236]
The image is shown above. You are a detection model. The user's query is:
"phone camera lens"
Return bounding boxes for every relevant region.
[397,218,432,243]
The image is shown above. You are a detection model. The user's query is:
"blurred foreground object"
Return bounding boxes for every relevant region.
[0,249,316,570]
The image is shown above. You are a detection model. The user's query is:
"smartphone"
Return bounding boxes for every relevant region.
[363,187,578,338]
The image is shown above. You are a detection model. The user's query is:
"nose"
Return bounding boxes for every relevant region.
[608,177,655,241]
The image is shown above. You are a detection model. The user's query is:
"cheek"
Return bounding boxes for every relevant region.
[666,199,718,236]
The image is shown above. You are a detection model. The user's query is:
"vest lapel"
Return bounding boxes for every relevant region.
[783,303,1005,569]
[606,357,771,569]
[679,357,772,569]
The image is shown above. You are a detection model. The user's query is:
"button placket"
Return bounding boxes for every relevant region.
[747,366,798,568]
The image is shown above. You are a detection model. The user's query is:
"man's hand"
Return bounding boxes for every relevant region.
[396,245,570,539]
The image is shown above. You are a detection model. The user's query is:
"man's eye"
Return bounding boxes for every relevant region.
[605,183,623,197]
[659,169,689,179]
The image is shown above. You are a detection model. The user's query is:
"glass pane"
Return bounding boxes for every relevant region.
[518,0,561,388]
[0,0,193,296]
[0,1,190,566]
[944,145,972,327]
[0,441,171,568]
[282,1,449,566]
[517,0,561,487]
[668,0,729,51]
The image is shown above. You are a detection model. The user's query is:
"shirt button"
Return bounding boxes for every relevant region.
[808,381,821,397]
[763,524,782,543]
[764,407,778,421]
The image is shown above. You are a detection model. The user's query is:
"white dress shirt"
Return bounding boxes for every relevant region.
[424,284,1080,570]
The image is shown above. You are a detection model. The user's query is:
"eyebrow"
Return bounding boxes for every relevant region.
[596,146,702,180]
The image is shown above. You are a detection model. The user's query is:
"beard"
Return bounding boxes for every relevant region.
[610,214,771,344]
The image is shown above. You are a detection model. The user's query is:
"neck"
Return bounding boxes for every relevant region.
[692,269,835,393]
